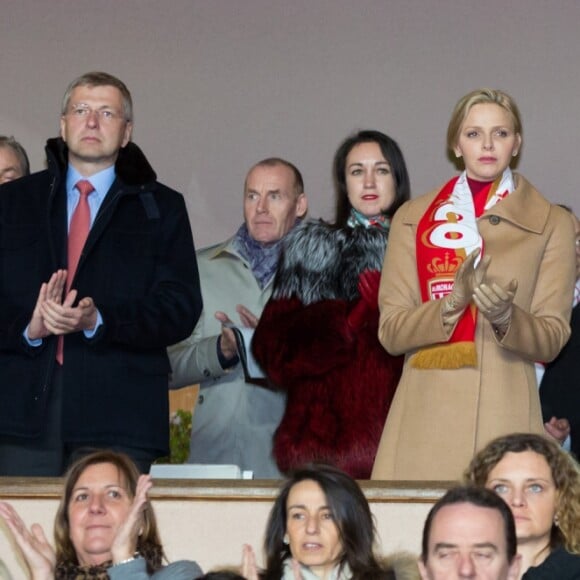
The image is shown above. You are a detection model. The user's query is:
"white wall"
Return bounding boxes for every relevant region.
[2,0,579,248]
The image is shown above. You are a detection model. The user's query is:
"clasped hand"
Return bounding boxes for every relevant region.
[27,270,97,340]
[445,249,490,312]
[443,249,518,332]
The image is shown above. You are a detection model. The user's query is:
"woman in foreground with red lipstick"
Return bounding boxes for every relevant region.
[371,89,576,482]
[241,464,418,580]
[465,433,580,579]
[253,130,409,479]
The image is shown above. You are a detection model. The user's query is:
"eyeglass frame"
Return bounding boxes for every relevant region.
[65,103,129,123]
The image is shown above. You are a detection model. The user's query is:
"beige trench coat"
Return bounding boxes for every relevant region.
[371,174,575,481]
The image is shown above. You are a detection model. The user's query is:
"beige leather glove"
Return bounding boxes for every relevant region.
[472,279,518,337]
[441,249,490,326]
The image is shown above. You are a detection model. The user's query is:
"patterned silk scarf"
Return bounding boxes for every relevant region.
[233,223,285,289]
[347,207,391,231]
[55,562,111,579]
[412,169,514,368]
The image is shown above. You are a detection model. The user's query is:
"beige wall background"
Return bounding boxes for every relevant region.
[2,0,579,248]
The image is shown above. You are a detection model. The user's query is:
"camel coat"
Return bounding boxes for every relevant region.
[371,174,575,481]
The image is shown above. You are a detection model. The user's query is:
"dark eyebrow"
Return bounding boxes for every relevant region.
[433,542,458,551]
[347,160,390,168]
[287,503,330,511]
[473,542,499,552]
[434,542,499,552]
[72,483,124,492]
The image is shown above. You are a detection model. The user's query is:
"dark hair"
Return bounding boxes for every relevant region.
[246,157,304,196]
[54,450,164,572]
[333,130,410,227]
[262,464,387,580]
[421,486,517,564]
[0,135,30,176]
[464,432,580,554]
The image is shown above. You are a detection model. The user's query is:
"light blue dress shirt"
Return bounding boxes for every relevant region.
[25,165,117,345]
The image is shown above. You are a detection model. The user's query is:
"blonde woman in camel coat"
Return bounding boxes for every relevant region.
[371,89,576,481]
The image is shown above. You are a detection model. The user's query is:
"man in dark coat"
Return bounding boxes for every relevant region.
[540,209,580,458]
[0,72,202,475]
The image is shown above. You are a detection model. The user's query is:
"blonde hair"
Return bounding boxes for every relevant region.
[446,88,522,151]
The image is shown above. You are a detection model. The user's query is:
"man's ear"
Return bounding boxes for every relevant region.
[121,122,133,148]
[417,559,430,580]
[295,193,308,218]
[59,117,66,141]
[507,554,521,580]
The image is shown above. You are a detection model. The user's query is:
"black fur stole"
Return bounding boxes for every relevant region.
[272,219,388,305]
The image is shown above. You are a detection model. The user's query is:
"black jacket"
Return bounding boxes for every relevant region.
[0,138,202,455]
[523,547,580,579]
[540,303,580,459]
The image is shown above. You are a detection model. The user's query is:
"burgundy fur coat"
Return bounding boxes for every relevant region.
[253,220,403,478]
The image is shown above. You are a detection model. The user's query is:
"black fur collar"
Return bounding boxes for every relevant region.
[272,219,388,305]
[45,137,157,186]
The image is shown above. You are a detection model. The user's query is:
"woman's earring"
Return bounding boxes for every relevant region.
[283,533,289,545]
[554,514,560,527]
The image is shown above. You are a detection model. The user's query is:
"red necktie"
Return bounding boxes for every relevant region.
[56,179,94,364]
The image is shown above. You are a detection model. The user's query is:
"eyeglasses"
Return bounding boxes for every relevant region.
[67,104,126,123]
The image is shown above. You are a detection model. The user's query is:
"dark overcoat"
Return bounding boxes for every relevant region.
[0,138,201,455]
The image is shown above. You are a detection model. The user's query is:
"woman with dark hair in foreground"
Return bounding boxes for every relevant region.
[242,464,419,580]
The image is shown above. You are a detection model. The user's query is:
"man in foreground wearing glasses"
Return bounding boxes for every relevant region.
[0,72,202,475]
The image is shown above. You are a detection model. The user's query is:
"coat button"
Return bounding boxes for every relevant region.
[198,395,204,404]
[489,215,500,225]
[203,368,210,377]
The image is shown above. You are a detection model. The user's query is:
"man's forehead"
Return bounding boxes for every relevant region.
[245,164,294,190]
[430,503,506,551]
[68,84,124,104]
[0,147,18,165]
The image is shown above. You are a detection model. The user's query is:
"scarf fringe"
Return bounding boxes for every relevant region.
[411,341,477,369]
